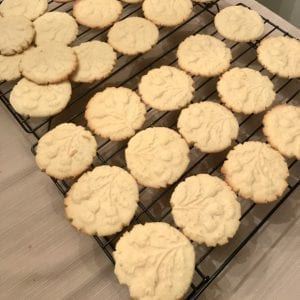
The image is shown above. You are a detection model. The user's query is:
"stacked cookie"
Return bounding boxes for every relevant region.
[2,1,299,299]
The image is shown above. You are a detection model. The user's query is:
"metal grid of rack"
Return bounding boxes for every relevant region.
[0,1,299,299]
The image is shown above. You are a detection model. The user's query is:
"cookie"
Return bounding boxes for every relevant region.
[34,12,78,46]
[65,166,139,236]
[71,41,117,83]
[0,0,48,21]
[108,17,159,55]
[85,87,146,141]
[177,34,232,77]
[193,0,215,2]
[171,174,241,247]
[214,6,264,42]
[114,222,195,300]
[73,0,123,29]
[0,16,35,56]
[217,67,276,114]
[0,53,22,82]
[178,102,239,153]
[20,42,77,84]
[263,105,300,160]
[121,0,143,2]
[36,123,97,180]
[138,66,194,111]
[10,78,72,117]
[54,0,72,2]
[142,0,193,27]
[125,127,190,188]
[221,141,289,203]
[257,36,300,78]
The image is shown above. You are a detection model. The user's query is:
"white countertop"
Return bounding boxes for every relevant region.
[0,1,299,299]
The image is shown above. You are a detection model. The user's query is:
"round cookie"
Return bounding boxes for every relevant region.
[20,42,77,84]
[85,87,146,141]
[10,78,72,117]
[73,0,123,29]
[0,16,35,55]
[34,12,78,46]
[138,66,194,111]
[114,222,195,300]
[142,0,193,27]
[217,67,276,114]
[65,166,139,236]
[214,6,264,42]
[221,141,289,203]
[125,127,190,188]
[108,17,159,55]
[171,174,241,247]
[71,41,117,83]
[263,105,300,160]
[121,0,143,2]
[0,53,22,82]
[36,123,97,180]
[177,34,232,77]
[178,102,239,153]
[0,0,48,21]
[257,36,300,78]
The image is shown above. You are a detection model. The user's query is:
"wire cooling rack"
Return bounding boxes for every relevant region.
[1,0,299,298]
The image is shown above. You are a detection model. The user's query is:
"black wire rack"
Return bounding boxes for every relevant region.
[0,0,299,299]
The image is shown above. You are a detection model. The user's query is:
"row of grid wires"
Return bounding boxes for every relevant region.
[0,1,299,299]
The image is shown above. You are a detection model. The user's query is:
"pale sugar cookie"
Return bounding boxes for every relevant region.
[85,87,146,141]
[65,166,139,236]
[0,53,22,81]
[71,41,117,83]
[178,102,239,153]
[263,105,300,160]
[214,6,264,42]
[221,141,289,203]
[121,0,143,2]
[257,36,300,78]
[10,78,72,117]
[34,12,78,46]
[125,127,190,188]
[0,16,35,55]
[20,42,78,84]
[177,34,232,77]
[108,17,159,55]
[217,67,275,114]
[171,174,241,247]
[193,0,214,2]
[114,222,195,300]
[142,0,193,27]
[73,0,123,28]
[138,66,194,111]
[36,123,97,180]
[0,0,48,21]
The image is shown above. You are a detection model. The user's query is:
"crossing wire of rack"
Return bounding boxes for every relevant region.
[0,0,299,298]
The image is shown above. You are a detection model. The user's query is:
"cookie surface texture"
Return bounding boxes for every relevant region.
[177,34,232,76]
[178,102,239,153]
[20,42,77,84]
[10,78,72,117]
[108,17,159,55]
[217,67,275,114]
[171,174,241,247]
[73,0,123,28]
[65,166,139,236]
[257,36,300,78]
[36,123,97,179]
[86,87,146,141]
[214,6,264,42]
[138,66,194,111]
[34,12,79,46]
[142,0,193,27]
[114,222,195,300]
[263,105,300,160]
[0,53,22,81]
[221,141,289,203]
[125,127,190,188]
[0,0,48,20]
[71,41,117,83]
[0,16,35,55]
